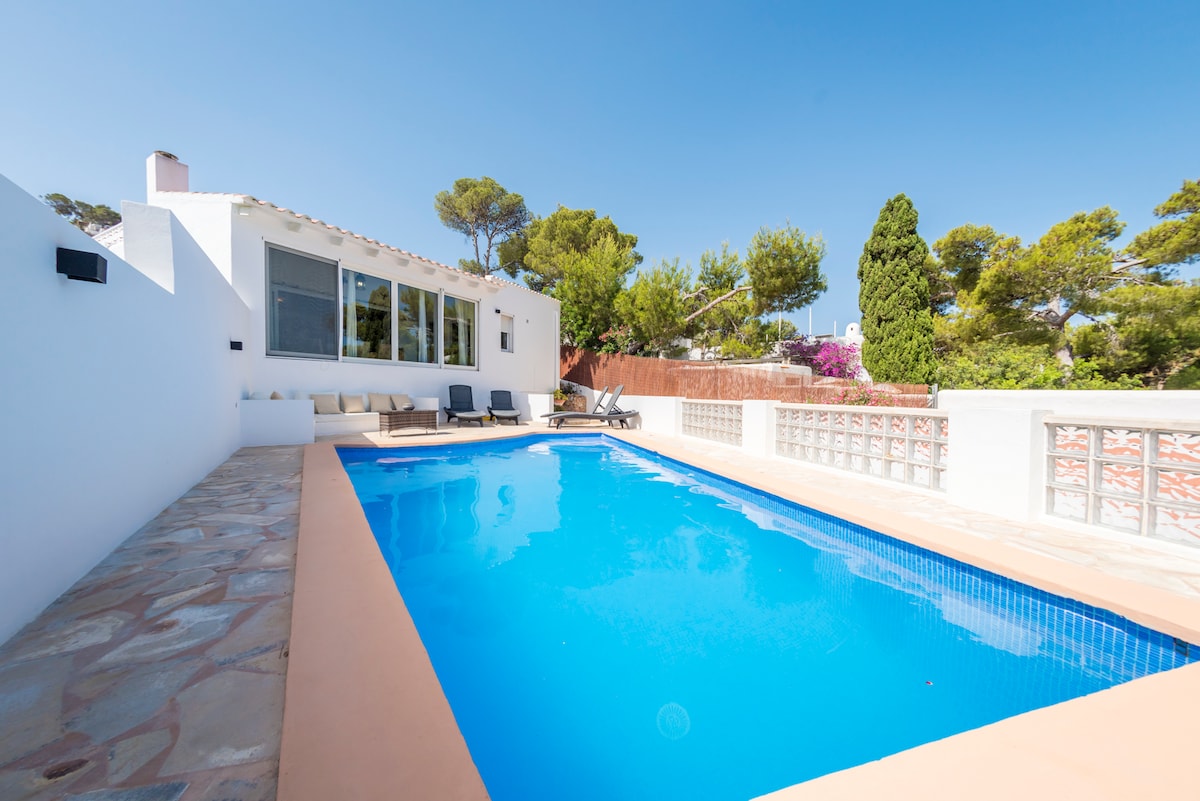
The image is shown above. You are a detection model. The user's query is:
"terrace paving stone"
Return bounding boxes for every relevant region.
[106,730,172,784]
[140,528,206,545]
[66,658,203,743]
[142,570,219,598]
[226,570,290,600]
[182,758,277,801]
[160,671,282,775]
[0,656,71,765]
[8,614,133,663]
[67,783,189,801]
[240,542,293,570]
[196,513,284,527]
[207,600,290,672]
[206,524,266,539]
[143,584,223,618]
[96,603,251,667]
[155,549,252,574]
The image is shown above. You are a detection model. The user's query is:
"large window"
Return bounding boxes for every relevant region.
[266,245,481,369]
[342,270,391,360]
[443,295,477,367]
[267,246,338,358]
[396,283,438,363]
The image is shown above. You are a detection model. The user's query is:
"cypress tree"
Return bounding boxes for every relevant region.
[857,194,936,384]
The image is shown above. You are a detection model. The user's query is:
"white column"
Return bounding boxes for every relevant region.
[741,401,777,458]
[945,408,1047,522]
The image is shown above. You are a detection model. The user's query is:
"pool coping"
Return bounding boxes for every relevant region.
[278,429,1200,801]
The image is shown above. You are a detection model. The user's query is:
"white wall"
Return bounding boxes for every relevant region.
[621,394,682,436]
[939,390,1200,423]
[0,175,251,645]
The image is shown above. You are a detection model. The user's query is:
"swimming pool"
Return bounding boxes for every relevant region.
[338,434,1198,801]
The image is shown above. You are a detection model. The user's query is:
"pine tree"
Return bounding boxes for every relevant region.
[857,194,936,383]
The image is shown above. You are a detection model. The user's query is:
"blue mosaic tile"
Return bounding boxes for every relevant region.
[338,432,1200,685]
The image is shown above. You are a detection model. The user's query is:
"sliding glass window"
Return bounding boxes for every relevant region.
[341,270,391,360]
[266,246,338,358]
[443,295,477,367]
[396,283,438,364]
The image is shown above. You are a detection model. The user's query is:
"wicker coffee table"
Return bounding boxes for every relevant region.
[378,409,438,436]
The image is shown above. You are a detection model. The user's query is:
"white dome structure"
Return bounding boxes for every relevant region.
[843,322,864,345]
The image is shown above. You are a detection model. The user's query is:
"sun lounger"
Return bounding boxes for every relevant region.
[544,385,638,429]
[540,385,610,420]
[487,390,522,425]
[443,384,487,426]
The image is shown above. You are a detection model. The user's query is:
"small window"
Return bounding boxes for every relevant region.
[500,314,514,352]
[266,246,338,359]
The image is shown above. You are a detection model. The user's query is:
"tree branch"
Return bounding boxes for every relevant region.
[683,285,751,323]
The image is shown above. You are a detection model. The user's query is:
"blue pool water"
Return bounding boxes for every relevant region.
[339,435,1197,801]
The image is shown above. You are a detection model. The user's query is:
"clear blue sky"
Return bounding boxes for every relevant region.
[3,1,1197,335]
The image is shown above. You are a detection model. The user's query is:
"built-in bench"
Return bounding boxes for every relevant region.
[306,392,439,437]
[241,391,439,443]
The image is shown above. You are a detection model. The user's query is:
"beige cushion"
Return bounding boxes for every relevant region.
[368,392,393,412]
[269,391,284,400]
[392,393,415,411]
[311,393,340,415]
[342,394,366,413]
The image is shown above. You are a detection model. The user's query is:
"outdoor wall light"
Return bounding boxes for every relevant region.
[495,308,502,314]
[230,340,243,351]
[56,247,107,283]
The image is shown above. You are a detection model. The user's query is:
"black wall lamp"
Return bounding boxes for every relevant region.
[57,247,107,284]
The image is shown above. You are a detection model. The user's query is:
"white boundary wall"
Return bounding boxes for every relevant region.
[657,389,1200,543]
[0,176,251,644]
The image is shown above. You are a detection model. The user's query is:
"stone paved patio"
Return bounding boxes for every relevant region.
[0,445,301,801]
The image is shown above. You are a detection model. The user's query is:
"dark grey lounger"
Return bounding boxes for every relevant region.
[444,384,487,426]
[488,390,521,424]
[549,409,639,429]
[545,385,637,428]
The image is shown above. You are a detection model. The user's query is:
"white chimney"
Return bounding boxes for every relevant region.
[146,151,188,199]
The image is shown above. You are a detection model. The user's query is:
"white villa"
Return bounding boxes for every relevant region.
[0,153,560,643]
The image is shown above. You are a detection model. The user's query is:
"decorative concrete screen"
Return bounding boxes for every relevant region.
[775,405,949,491]
[1046,418,1200,545]
[682,400,744,446]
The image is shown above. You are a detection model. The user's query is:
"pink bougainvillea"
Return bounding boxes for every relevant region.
[781,337,861,379]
